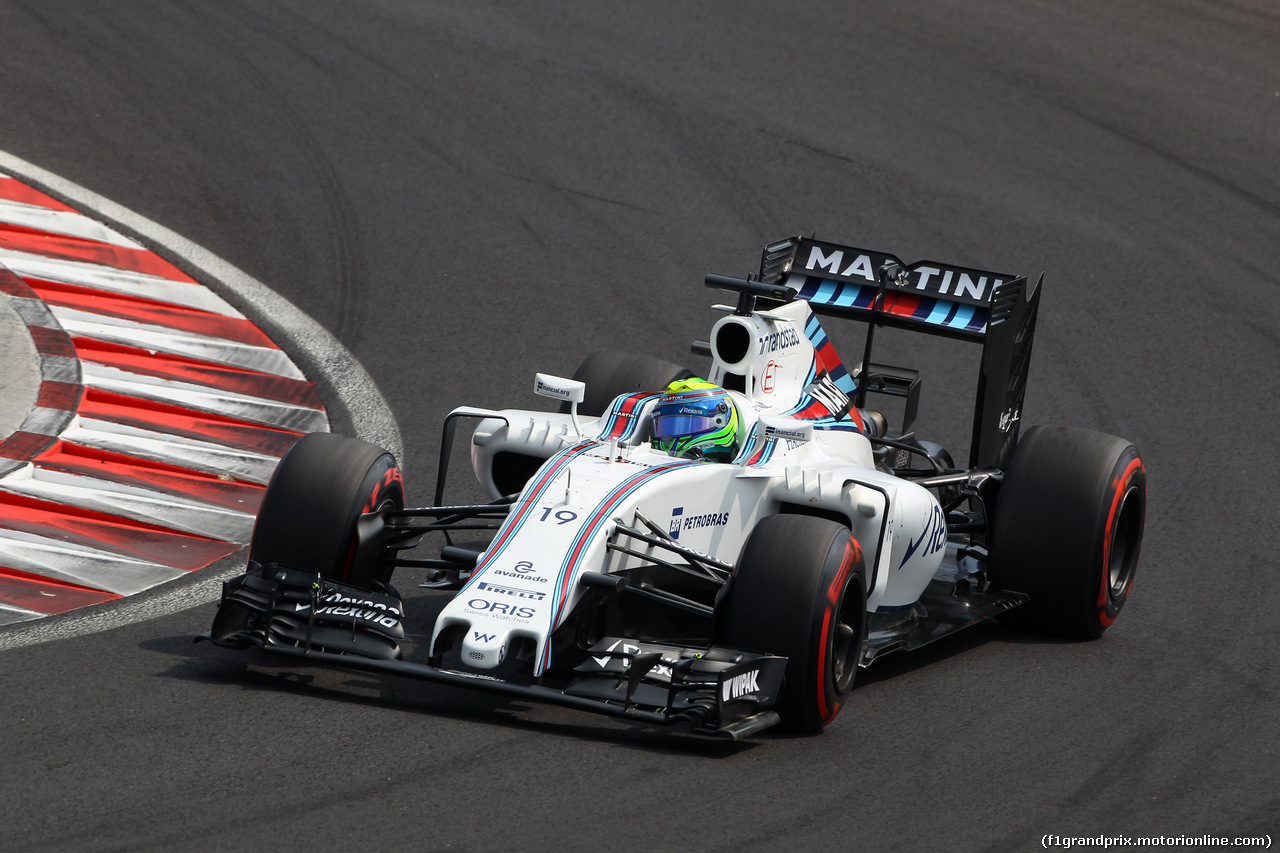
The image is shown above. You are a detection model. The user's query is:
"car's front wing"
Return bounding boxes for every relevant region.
[199,563,787,740]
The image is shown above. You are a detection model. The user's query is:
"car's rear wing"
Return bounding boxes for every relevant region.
[759,236,1019,343]
[712,236,1041,468]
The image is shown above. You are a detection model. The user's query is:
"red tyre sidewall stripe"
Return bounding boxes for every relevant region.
[340,461,402,585]
[815,539,860,724]
[816,607,833,721]
[1097,455,1144,627]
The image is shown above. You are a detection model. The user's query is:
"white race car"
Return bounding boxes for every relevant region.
[204,236,1147,739]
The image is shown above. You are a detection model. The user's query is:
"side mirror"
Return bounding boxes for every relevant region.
[534,373,585,404]
[535,373,587,436]
[757,415,813,445]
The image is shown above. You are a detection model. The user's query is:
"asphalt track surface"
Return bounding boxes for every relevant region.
[0,2,1276,851]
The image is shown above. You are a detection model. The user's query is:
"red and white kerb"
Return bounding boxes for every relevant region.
[0,172,327,624]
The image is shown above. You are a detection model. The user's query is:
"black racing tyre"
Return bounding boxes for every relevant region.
[249,432,404,591]
[988,424,1146,638]
[565,351,694,417]
[715,515,868,734]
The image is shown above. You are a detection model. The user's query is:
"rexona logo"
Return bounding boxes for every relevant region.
[668,506,729,540]
[593,639,675,679]
[307,592,403,630]
[477,581,545,601]
[721,669,760,702]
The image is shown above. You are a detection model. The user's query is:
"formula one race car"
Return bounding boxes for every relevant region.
[202,235,1147,739]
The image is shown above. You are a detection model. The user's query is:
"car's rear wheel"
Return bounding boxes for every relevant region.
[988,424,1146,638]
[249,432,404,591]
[566,351,694,416]
[715,515,867,734]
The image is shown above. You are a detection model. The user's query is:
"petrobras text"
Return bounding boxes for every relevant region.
[675,510,730,532]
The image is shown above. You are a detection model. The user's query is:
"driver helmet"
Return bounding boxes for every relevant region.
[650,378,739,461]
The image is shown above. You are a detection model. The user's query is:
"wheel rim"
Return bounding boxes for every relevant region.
[829,576,862,693]
[341,494,400,584]
[1107,485,1142,601]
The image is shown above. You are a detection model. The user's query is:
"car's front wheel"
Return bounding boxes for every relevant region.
[248,432,404,591]
[714,514,868,734]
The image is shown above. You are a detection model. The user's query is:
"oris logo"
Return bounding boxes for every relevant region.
[465,598,536,621]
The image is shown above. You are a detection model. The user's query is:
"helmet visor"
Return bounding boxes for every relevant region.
[651,413,725,440]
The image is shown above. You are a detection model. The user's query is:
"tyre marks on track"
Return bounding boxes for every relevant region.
[0,172,326,625]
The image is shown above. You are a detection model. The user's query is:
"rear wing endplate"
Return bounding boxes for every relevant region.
[745,236,1041,468]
